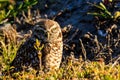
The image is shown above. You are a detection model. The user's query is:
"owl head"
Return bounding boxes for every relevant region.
[32,19,62,42]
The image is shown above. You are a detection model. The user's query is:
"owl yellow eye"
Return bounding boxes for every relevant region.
[51,27,57,33]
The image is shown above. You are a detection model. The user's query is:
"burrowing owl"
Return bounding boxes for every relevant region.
[11,19,63,71]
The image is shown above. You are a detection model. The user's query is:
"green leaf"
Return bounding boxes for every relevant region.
[0,0,9,2]
[87,12,104,17]
[34,39,44,51]
[6,10,11,17]
[99,2,107,10]
[88,2,105,11]
[18,3,23,9]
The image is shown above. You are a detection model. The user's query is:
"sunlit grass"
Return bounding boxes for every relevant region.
[0,38,120,80]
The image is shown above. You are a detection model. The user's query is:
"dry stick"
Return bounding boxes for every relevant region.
[79,39,86,60]
[94,35,103,59]
[110,30,120,68]
[38,51,42,70]
[65,29,79,43]
[114,40,119,47]
[22,11,27,20]
[115,30,120,47]
[22,9,33,24]
[94,35,100,52]
[110,55,120,71]
[28,8,32,20]
[15,17,21,24]
[107,34,113,61]
[36,9,41,18]
[107,34,111,48]
[0,19,8,24]
[63,43,72,49]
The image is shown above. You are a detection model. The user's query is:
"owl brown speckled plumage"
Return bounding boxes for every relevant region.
[11,19,63,72]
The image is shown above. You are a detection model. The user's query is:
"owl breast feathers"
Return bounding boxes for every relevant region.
[11,19,63,71]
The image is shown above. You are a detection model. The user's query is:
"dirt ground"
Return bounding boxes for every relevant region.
[14,0,120,64]
[1,0,120,64]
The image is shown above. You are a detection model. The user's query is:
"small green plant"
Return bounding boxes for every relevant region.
[0,0,38,24]
[34,39,44,69]
[87,2,112,19]
[87,1,120,21]
[34,39,44,51]
[0,37,20,73]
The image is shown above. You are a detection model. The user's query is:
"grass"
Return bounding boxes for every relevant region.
[0,36,120,80]
[0,0,37,23]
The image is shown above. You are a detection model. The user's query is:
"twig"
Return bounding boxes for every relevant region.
[79,39,86,60]
[65,29,79,43]
[111,55,120,69]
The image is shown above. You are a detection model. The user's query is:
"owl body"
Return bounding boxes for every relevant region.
[11,19,63,71]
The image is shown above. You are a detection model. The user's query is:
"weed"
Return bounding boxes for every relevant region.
[0,36,21,75]
[0,0,38,24]
[87,1,120,21]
